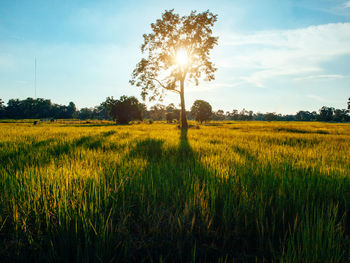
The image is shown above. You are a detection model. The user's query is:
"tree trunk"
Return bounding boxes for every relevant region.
[179,79,188,129]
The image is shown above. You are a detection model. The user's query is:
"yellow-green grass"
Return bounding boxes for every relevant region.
[0,121,349,262]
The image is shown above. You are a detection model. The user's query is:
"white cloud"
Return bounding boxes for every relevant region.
[218,23,350,87]
[344,1,350,8]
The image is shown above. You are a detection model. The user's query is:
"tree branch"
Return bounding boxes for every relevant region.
[151,78,180,94]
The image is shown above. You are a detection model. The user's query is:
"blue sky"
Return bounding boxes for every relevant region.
[1,0,349,114]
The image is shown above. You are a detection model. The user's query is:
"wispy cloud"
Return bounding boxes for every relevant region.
[344,1,350,8]
[306,94,328,103]
[295,74,348,81]
[306,94,342,104]
[218,23,350,87]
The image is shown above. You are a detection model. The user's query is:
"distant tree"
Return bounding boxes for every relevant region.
[229,109,239,120]
[92,103,109,120]
[36,98,52,118]
[77,107,94,120]
[139,103,148,120]
[105,96,143,124]
[236,108,254,121]
[333,109,349,122]
[0,99,5,118]
[166,111,180,123]
[67,102,77,118]
[348,97,350,110]
[190,100,212,124]
[149,104,166,120]
[165,103,180,123]
[166,103,176,113]
[254,112,264,121]
[103,97,118,120]
[130,9,218,129]
[295,110,315,121]
[264,112,278,121]
[318,106,334,122]
[6,99,21,118]
[282,114,296,121]
[213,109,225,121]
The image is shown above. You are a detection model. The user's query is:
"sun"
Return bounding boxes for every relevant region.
[176,48,188,67]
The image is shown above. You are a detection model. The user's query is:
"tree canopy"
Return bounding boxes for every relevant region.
[104,96,144,124]
[190,100,212,123]
[130,9,218,128]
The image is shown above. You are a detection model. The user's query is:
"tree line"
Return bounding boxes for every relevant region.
[0,98,77,119]
[0,96,349,123]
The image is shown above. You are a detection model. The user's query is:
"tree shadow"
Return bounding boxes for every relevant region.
[114,128,350,262]
[232,145,258,164]
[3,128,349,262]
[119,129,265,262]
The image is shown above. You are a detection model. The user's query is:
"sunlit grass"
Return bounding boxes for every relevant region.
[0,121,349,262]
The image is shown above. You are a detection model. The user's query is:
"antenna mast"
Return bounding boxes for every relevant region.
[34,57,37,98]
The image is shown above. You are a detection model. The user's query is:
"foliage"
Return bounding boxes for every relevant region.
[1,97,349,123]
[0,122,349,262]
[130,9,218,128]
[1,97,76,119]
[104,96,143,124]
[318,106,335,122]
[165,111,180,123]
[190,99,212,123]
[0,99,5,118]
[295,110,317,121]
[149,104,167,120]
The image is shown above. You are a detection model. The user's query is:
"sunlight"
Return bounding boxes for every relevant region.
[176,48,189,67]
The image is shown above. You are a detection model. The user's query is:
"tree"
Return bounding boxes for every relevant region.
[165,111,180,123]
[149,104,166,120]
[190,100,212,124]
[229,109,239,120]
[264,112,278,121]
[165,103,180,123]
[0,99,5,118]
[6,99,21,118]
[130,9,218,129]
[348,97,350,110]
[67,102,77,118]
[77,107,94,120]
[333,109,349,122]
[213,109,225,121]
[296,110,315,121]
[166,103,177,112]
[318,106,334,122]
[104,96,143,124]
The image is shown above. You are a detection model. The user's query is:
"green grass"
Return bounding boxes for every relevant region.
[0,121,349,262]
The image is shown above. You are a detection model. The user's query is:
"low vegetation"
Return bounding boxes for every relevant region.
[0,121,349,262]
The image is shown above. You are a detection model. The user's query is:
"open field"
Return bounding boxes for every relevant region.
[0,121,349,262]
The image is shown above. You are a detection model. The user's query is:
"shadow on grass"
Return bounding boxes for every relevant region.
[274,127,329,134]
[0,130,118,172]
[119,129,350,262]
[1,129,349,262]
[232,145,258,163]
[115,129,272,262]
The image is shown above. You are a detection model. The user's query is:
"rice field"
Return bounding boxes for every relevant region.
[0,121,349,262]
